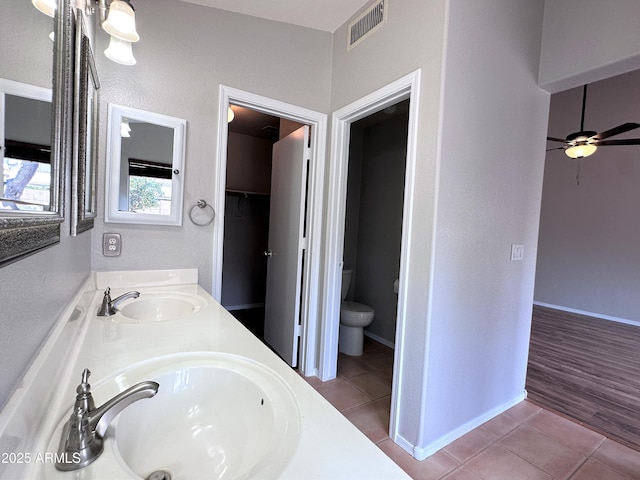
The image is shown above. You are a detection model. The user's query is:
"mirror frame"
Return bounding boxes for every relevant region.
[0,0,72,267]
[105,104,187,226]
[71,13,100,236]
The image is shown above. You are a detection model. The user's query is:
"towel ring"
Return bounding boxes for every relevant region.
[189,199,215,226]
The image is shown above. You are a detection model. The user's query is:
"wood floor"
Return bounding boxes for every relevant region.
[526,305,640,452]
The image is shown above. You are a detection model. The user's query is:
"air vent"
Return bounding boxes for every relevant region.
[347,0,386,51]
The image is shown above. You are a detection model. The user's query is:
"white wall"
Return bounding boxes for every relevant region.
[332,0,548,455]
[91,0,333,292]
[535,69,640,322]
[422,0,548,451]
[0,3,91,408]
[539,0,640,93]
[331,0,449,451]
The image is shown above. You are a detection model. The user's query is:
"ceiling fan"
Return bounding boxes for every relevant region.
[547,84,640,159]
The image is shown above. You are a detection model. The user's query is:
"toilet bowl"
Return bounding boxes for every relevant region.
[339,269,375,356]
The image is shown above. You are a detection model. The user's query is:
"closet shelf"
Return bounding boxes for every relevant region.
[226,189,270,197]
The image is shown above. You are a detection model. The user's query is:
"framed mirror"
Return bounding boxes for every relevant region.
[0,0,72,267]
[0,80,52,211]
[105,104,187,226]
[71,14,100,236]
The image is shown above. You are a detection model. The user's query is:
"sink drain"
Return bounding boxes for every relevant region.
[146,470,172,480]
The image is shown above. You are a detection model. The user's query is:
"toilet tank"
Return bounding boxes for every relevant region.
[341,269,352,300]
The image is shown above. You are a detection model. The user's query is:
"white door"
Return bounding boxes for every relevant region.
[263,126,310,367]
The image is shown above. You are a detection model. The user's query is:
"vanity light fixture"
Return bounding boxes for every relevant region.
[98,0,140,66]
[105,36,137,65]
[32,0,56,39]
[227,107,235,123]
[32,0,56,17]
[121,119,131,137]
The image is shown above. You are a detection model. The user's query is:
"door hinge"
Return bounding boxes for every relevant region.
[294,324,302,338]
[301,237,308,250]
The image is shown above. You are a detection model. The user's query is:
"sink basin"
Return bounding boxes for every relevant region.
[110,353,300,479]
[117,292,206,322]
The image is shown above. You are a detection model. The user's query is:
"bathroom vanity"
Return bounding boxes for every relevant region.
[0,269,410,479]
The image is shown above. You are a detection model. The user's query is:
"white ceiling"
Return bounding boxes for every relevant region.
[177,0,372,33]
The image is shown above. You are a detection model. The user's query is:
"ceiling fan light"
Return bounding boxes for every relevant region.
[102,0,140,42]
[565,143,597,159]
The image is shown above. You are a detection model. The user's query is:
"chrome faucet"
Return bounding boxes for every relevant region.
[97,287,140,316]
[55,369,159,471]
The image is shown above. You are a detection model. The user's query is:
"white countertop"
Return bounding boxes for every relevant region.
[0,270,410,480]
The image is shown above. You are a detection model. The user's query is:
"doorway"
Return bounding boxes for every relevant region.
[321,70,421,445]
[212,86,327,376]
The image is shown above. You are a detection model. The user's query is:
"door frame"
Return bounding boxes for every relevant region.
[212,85,327,376]
[320,70,421,441]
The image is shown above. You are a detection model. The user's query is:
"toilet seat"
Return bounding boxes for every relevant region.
[341,301,374,315]
[340,301,375,327]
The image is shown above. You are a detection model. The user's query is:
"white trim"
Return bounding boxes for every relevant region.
[321,69,422,447]
[411,392,526,460]
[363,330,394,349]
[533,301,640,328]
[104,104,187,226]
[213,85,327,376]
[224,303,265,311]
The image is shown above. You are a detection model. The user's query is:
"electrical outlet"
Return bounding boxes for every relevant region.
[103,233,121,257]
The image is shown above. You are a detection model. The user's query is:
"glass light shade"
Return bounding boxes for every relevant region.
[121,119,131,137]
[105,36,137,66]
[102,0,140,42]
[565,143,597,159]
[32,0,56,17]
[227,107,235,123]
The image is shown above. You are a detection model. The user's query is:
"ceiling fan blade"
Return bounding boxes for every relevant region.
[597,138,640,146]
[546,147,565,152]
[597,122,640,140]
[547,136,567,143]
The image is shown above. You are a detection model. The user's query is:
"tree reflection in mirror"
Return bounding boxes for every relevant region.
[1,94,52,211]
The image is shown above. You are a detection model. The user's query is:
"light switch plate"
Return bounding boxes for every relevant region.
[510,243,524,261]
[103,233,121,257]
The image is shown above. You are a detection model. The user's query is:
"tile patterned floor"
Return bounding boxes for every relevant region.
[301,337,640,480]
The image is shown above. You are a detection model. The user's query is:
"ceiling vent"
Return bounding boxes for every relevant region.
[347,0,386,51]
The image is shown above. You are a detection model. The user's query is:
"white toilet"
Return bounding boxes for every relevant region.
[339,269,375,356]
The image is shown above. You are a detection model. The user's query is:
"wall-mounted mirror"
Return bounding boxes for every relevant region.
[0,80,52,211]
[71,14,100,236]
[105,104,186,226]
[0,0,72,267]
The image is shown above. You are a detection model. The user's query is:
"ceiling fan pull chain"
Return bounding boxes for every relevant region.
[576,159,581,186]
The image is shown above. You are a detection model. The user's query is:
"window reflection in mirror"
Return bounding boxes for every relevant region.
[120,119,174,214]
[0,81,52,212]
[105,104,186,226]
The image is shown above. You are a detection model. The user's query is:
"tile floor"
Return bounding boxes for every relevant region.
[301,337,640,480]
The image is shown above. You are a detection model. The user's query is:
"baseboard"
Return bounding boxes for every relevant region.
[411,391,527,461]
[224,302,265,311]
[533,301,640,328]
[363,330,395,349]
